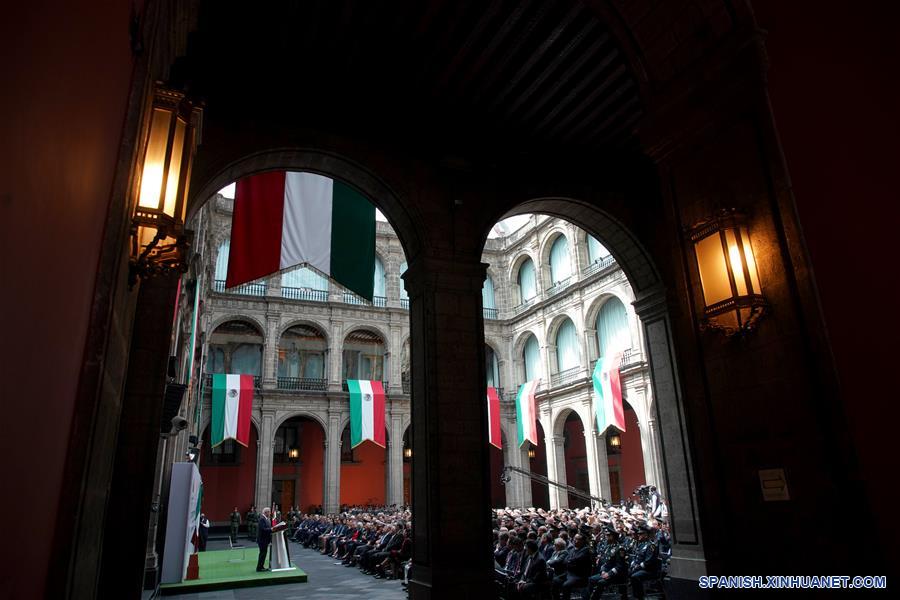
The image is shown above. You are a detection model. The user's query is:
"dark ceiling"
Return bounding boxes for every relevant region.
[175,0,645,156]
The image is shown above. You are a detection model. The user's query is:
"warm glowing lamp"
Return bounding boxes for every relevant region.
[608,433,621,448]
[129,84,202,286]
[403,447,413,459]
[688,209,767,335]
[527,445,536,460]
[288,447,300,461]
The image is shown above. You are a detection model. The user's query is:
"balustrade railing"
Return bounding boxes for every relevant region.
[213,279,267,296]
[582,254,616,277]
[281,287,328,302]
[400,298,410,310]
[545,277,572,297]
[277,377,327,391]
[203,373,261,390]
[341,380,389,392]
[483,307,498,320]
[550,366,582,387]
[513,297,536,315]
[342,292,387,307]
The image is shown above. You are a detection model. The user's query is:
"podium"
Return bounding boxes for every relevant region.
[270,525,295,571]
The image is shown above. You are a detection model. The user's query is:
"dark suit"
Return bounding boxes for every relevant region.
[515,552,548,599]
[256,515,272,571]
[553,546,592,600]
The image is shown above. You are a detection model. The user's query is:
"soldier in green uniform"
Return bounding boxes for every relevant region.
[247,506,258,541]
[229,506,241,543]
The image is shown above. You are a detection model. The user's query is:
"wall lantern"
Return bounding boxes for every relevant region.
[688,209,768,335]
[527,445,536,460]
[403,447,413,459]
[608,433,621,449]
[288,447,300,461]
[129,84,202,286]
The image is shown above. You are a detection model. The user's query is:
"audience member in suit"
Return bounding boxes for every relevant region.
[553,534,592,600]
[546,538,569,577]
[515,539,549,600]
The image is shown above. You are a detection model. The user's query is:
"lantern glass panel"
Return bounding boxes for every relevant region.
[724,228,748,296]
[740,227,761,293]
[139,107,173,210]
[162,116,186,219]
[695,233,731,305]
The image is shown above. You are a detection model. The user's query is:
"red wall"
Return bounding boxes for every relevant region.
[0,2,135,597]
[340,441,386,506]
[564,414,589,508]
[608,408,645,502]
[530,422,550,508]
[200,426,259,522]
[270,423,325,512]
[751,2,899,555]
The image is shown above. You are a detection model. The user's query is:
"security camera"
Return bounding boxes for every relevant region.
[170,416,189,433]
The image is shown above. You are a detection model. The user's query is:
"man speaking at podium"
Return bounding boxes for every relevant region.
[256,507,273,572]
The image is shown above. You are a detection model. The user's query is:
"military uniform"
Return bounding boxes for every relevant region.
[247,508,258,540]
[628,534,660,600]
[583,536,628,600]
[229,510,241,543]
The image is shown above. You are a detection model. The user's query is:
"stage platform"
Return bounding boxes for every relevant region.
[159,548,307,595]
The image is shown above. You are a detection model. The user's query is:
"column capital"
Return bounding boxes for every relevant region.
[402,256,488,298]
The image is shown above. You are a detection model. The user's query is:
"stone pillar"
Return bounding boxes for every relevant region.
[581,413,601,504]
[255,411,276,509]
[262,315,279,388]
[328,321,343,392]
[544,434,567,509]
[404,257,494,599]
[389,324,403,394]
[388,412,404,505]
[592,431,612,502]
[644,415,666,490]
[324,409,342,513]
[633,287,705,579]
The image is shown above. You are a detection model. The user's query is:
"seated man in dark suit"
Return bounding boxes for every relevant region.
[256,507,273,572]
[553,534,592,600]
[515,539,549,600]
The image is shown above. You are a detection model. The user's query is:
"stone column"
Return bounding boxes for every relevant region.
[544,434,567,509]
[324,409,342,513]
[255,411,276,509]
[592,431,612,502]
[388,323,403,394]
[633,287,705,579]
[403,256,494,599]
[328,321,343,392]
[644,415,666,490]
[388,412,404,505]
[581,410,601,504]
[262,315,279,388]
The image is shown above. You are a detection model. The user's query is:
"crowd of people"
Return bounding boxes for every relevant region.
[225,484,670,599]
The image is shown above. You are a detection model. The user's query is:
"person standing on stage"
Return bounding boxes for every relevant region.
[198,514,210,551]
[257,507,273,572]
[229,506,241,543]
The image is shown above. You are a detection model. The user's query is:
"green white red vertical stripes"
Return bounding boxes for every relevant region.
[516,380,541,447]
[592,353,626,434]
[348,380,386,448]
[211,374,254,447]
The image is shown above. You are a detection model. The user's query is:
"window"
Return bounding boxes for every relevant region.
[596,298,631,359]
[231,344,262,375]
[274,425,299,463]
[342,350,384,381]
[203,436,239,465]
[523,334,541,382]
[587,235,610,264]
[486,345,500,389]
[215,240,230,281]
[282,265,328,290]
[517,259,537,303]
[555,319,579,372]
[341,427,357,462]
[399,261,408,301]
[206,347,226,373]
[482,275,496,309]
[549,235,571,284]
[374,256,386,298]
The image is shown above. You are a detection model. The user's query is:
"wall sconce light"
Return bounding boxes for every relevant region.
[608,433,621,449]
[527,445,536,460]
[288,447,300,461]
[129,84,202,287]
[688,209,768,335]
[403,447,413,459]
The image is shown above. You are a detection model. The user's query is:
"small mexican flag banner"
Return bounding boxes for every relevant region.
[516,380,541,448]
[487,387,502,449]
[211,374,254,447]
[348,380,386,448]
[592,354,626,435]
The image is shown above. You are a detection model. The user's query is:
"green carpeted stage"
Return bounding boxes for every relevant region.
[159,549,308,595]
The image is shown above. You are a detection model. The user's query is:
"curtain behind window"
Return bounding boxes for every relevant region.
[399,261,408,300]
[518,259,537,302]
[215,240,230,281]
[555,319,580,372]
[231,344,262,375]
[549,235,571,283]
[587,235,609,264]
[304,352,325,379]
[283,266,328,290]
[523,335,541,382]
[596,298,631,358]
[482,275,496,309]
[486,346,500,388]
[374,257,386,297]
